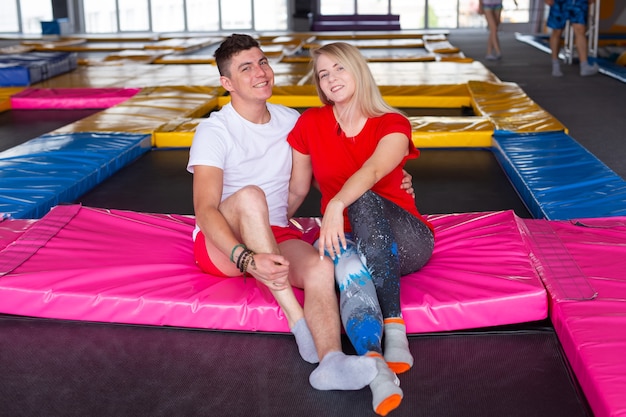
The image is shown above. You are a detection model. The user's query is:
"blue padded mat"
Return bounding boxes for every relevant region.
[493,130,626,220]
[596,57,626,83]
[0,52,77,87]
[0,132,151,219]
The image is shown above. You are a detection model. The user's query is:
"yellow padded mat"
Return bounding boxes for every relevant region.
[468,81,567,133]
[410,116,495,148]
[306,38,426,49]
[51,86,219,144]
[102,49,175,65]
[143,37,223,52]
[0,87,24,113]
[153,114,496,150]
[367,61,499,86]
[310,31,449,41]
[379,85,471,108]
[31,64,222,88]
[153,117,205,148]
[3,32,568,152]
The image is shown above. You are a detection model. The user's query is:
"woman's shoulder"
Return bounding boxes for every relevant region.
[379,111,409,122]
[301,105,330,116]
[298,105,333,123]
[371,112,410,128]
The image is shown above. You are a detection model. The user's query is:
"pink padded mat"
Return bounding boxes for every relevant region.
[523,217,626,417]
[10,88,141,109]
[0,205,546,333]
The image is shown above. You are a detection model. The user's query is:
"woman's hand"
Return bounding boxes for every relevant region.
[318,198,347,260]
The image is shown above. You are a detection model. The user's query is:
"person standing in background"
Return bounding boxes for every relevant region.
[546,0,599,77]
[479,0,505,60]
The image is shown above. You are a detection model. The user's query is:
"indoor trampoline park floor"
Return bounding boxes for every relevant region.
[1,29,625,417]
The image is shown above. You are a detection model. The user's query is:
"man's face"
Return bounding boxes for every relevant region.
[221,47,274,103]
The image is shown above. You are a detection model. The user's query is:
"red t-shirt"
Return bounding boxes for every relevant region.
[288,104,432,232]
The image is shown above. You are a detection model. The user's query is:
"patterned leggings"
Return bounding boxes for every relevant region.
[333,190,434,355]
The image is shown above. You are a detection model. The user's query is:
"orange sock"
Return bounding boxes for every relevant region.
[367,352,403,416]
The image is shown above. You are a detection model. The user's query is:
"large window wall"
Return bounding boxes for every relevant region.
[0,0,532,35]
[80,0,288,33]
[321,0,530,29]
[0,0,53,34]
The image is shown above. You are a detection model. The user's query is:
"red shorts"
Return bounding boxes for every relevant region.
[193,226,303,276]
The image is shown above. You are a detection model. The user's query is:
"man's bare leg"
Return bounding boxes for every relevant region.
[280,239,378,390]
[207,187,376,389]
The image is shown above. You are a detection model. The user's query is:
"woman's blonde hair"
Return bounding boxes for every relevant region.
[310,42,402,119]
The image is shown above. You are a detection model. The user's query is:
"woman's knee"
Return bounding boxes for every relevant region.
[347,190,381,220]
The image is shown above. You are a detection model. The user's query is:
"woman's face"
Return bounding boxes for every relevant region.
[316,53,355,105]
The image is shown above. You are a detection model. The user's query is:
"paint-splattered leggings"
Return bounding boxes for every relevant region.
[335,190,434,355]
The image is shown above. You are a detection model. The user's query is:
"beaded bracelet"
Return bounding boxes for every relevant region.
[236,248,249,270]
[242,252,256,275]
[236,248,255,273]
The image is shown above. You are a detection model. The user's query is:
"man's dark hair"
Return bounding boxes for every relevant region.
[214,34,261,77]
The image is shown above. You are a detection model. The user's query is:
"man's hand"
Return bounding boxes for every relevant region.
[401,169,415,199]
[247,253,291,290]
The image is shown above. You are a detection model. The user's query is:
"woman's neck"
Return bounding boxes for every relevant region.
[333,104,366,138]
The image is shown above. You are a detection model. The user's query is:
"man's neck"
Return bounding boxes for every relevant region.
[231,97,270,124]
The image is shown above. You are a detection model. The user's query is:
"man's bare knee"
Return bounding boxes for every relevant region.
[303,258,335,291]
[236,185,266,205]
[223,185,269,219]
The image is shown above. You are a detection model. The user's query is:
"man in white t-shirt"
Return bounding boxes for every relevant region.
[187,34,378,391]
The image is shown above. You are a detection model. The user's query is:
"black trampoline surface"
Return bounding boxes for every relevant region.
[0,109,101,152]
[0,315,591,417]
[74,148,532,219]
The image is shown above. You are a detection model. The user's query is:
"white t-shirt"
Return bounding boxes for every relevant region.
[187,102,300,238]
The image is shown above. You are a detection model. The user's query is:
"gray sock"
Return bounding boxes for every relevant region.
[369,354,403,416]
[309,351,378,391]
[552,60,563,77]
[291,318,319,364]
[580,61,599,76]
[383,321,413,374]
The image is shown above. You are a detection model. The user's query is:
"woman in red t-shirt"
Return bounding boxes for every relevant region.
[288,42,435,416]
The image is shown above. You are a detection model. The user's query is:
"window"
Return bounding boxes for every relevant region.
[0,0,64,35]
[428,0,459,28]
[80,0,280,33]
[321,1,355,15]
[83,0,118,33]
[320,0,531,29]
[152,0,186,32]
[186,0,220,31]
[0,0,20,33]
[391,0,425,29]
[254,0,288,31]
[119,0,149,32]
[221,0,252,30]
[503,0,530,24]
[6,0,533,35]
[358,0,389,15]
